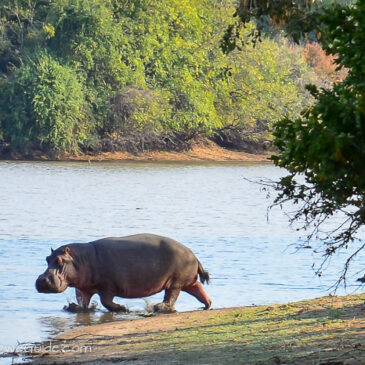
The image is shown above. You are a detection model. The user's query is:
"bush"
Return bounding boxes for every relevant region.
[0,53,90,154]
[96,88,196,154]
[215,34,316,134]
[106,88,172,133]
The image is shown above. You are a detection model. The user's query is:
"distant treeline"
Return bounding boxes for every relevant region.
[0,0,340,157]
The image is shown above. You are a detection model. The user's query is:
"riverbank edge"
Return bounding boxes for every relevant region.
[21,293,365,364]
[0,140,271,163]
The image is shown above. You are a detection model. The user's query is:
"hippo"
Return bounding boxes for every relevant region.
[35,233,211,312]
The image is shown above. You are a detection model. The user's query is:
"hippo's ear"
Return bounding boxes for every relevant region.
[63,247,73,261]
[51,248,54,253]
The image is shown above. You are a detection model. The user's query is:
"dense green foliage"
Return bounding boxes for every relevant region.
[0,53,89,153]
[0,0,317,155]
[267,0,365,284]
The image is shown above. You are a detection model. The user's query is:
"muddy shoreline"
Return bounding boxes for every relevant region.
[11,293,365,364]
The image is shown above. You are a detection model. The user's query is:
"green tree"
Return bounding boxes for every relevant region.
[112,0,226,133]
[253,0,365,285]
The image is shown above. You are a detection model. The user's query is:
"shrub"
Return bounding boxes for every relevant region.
[98,88,196,154]
[106,88,172,133]
[0,53,90,154]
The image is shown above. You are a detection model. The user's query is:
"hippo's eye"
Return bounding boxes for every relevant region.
[46,256,50,264]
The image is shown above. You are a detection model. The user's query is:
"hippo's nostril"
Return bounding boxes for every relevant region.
[36,275,51,292]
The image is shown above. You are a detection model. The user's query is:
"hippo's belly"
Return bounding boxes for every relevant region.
[113,284,166,299]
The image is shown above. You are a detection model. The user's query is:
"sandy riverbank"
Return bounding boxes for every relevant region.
[16,293,365,364]
[2,140,270,163]
[69,141,270,162]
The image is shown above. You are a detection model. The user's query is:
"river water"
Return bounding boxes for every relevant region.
[0,161,363,354]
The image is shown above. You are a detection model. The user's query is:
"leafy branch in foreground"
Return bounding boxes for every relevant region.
[261,174,365,289]
[269,0,365,287]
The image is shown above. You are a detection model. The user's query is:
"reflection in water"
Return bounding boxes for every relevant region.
[38,310,141,336]
[0,161,363,350]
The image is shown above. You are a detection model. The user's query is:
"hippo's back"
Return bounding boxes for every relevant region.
[88,234,198,291]
[90,233,191,255]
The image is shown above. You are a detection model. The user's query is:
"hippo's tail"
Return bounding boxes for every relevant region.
[198,260,210,284]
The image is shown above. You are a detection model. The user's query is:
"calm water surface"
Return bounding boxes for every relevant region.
[0,161,363,353]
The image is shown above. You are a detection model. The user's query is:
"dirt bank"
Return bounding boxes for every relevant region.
[16,293,365,364]
[71,141,270,162]
[2,140,270,162]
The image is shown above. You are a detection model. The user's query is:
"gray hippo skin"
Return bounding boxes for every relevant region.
[35,234,211,312]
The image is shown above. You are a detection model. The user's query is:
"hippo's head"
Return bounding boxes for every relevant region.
[35,246,77,293]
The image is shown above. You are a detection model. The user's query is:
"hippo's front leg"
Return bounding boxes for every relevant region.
[75,288,94,309]
[99,291,128,312]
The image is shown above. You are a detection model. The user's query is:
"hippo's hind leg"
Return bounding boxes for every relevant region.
[183,281,212,310]
[153,288,181,313]
[99,292,128,312]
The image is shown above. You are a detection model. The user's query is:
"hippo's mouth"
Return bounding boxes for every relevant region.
[35,274,68,293]
[36,285,59,294]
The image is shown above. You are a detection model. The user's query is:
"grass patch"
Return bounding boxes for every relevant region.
[26,293,365,365]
